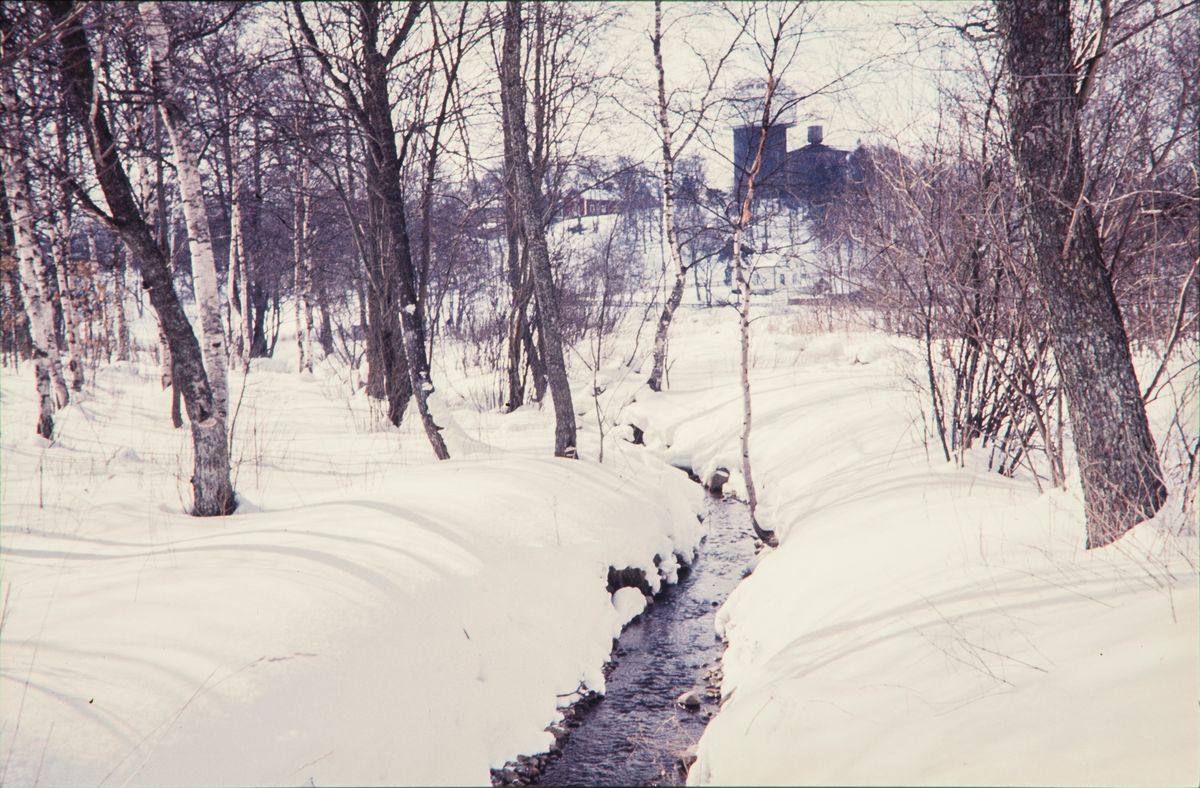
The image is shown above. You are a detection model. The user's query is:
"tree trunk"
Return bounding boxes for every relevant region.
[292,0,446,458]
[292,154,313,373]
[49,202,86,386]
[647,0,688,393]
[527,308,548,403]
[149,142,183,429]
[500,0,576,458]
[112,243,131,362]
[141,2,228,422]
[731,70,777,547]
[1,106,60,438]
[996,0,1166,549]
[53,2,233,515]
[504,229,534,412]
[49,106,88,385]
[227,145,247,369]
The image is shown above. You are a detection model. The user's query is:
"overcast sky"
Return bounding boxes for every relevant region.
[254,2,976,189]
[596,1,968,186]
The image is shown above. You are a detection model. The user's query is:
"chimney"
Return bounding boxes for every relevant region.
[807,125,823,145]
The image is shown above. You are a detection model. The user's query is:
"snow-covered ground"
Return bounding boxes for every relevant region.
[2,301,1196,786]
[0,341,704,786]
[624,310,1198,787]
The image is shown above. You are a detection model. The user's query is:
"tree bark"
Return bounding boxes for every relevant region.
[647,0,688,393]
[226,142,248,370]
[500,0,576,458]
[112,242,131,362]
[996,0,1167,548]
[49,111,87,384]
[292,152,314,373]
[140,2,229,422]
[733,134,775,546]
[0,68,63,438]
[292,0,448,459]
[51,1,233,515]
[48,200,86,386]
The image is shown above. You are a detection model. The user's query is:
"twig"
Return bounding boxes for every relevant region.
[1143,256,1199,402]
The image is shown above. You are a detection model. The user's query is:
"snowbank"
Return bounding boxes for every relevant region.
[622,316,1198,787]
[0,361,703,787]
[3,300,1194,787]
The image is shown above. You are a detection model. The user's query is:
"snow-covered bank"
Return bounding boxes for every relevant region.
[0,361,703,786]
[622,310,1198,786]
[2,300,1195,787]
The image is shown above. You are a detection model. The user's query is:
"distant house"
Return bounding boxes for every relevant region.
[560,188,623,219]
[718,246,803,295]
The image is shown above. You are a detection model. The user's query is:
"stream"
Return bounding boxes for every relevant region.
[536,494,756,787]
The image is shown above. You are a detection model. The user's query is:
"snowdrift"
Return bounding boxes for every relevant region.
[620,314,1198,787]
[0,362,703,786]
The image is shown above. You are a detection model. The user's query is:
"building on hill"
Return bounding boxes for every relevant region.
[561,187,624,219]
[731,123,852,208]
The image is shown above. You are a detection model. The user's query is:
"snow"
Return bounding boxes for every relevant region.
[1,351,703,786]
[2,301,1195,786]
[617,309,1198,787]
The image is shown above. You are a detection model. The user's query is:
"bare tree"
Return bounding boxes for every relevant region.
[726,3,814,545]
[996,0,1167,548]
[50,1,235,515]
[291,0,450,460]
[47,107,87,385]
[646,0,745,391]
[140,2,230,423]
[500,0,576,458]
[0,23,66,438]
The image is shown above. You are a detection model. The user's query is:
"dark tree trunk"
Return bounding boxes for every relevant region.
[996,0,1166,548]
[293,0,447,459]
[51,2,234,516]
[500,0,576,457]
[527,307,548,404]
[250,280,269,358]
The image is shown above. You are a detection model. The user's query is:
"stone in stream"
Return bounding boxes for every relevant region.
[676,690,702,709]
[706,466,730,495]
[678,744,699,771]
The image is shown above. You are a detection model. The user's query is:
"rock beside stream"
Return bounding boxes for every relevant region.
[489,686,603,786]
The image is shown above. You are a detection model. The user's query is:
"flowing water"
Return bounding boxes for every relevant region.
[538,495,756,787]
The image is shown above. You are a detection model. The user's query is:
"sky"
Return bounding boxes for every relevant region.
[234,2,974,194]
[598,1,964,186]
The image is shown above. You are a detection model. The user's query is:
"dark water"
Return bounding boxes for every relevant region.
[539,496,755,787]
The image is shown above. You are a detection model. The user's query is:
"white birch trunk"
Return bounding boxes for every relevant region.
[113,243,131,361]
[1,68,67,435]
[237,206,251,368]
[292,158,314,373]
[732,81,777,547]
[228,150,247,369]
[49,203,87,388]
[141,2,228,421]
[647,0,689,392]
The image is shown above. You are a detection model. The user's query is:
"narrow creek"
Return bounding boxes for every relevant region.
[536,494,756,787]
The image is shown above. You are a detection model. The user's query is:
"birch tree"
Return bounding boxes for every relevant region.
[50,1,234,515]
[500,0,576,458]
[0,36,66,437]
[227,144,249,369]
[139,2,229,421]
[291,0,449,460]
[646,1,745,392]
[728,3,812,546]
[292,150,314,373]
[48,110,86,386]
